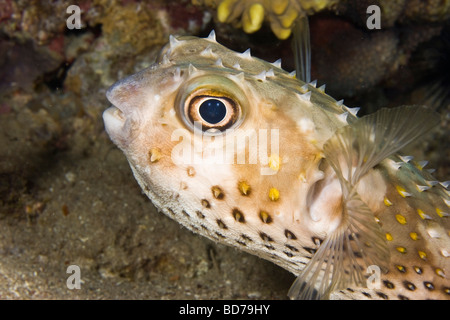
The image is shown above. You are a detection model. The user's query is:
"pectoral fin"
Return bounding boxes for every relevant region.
[288,186,389,300]
[289,106,438,300]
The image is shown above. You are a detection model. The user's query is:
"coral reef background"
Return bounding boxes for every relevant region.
[0,0,448,299]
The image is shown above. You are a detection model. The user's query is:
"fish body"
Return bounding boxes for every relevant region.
[103,31,450,299]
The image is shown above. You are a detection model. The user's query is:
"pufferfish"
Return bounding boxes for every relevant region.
[103,31,450,299]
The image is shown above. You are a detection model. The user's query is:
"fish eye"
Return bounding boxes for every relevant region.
[186,94,239,131]
[177,75,247,135]
[199,98,226,124]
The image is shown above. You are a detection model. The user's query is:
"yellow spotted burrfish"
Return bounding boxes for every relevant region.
[103,31,450,300]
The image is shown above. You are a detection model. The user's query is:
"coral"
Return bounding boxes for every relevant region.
[404,0,450,22]
[195,0,450,39]
[99,3,165,55]
[309,16,399,97]
[0,37,63,94]
[193,0,339,39]
[335,0,406,28]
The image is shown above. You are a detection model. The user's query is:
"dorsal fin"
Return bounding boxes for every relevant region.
[324,105,439,186]
[292,15,311,83]
[288,105,439,300]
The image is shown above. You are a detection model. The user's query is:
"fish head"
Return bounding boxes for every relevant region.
[103,33,350,272]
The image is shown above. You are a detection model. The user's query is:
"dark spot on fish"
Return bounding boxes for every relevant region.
[190,224,199,231]
[398,295,409,300]
[413,266,423,274]
[215,231,226,238]
[200,224,208,231]
[187,166,195,177]
[376,292,389,300]
[346,288,354,293]
[236,240,247,246]
[361,292,371,298]
[284,251,294,257]
[216,219,227,229]
[383,280,395,289]
[259,232,273,242]
[241,234,253,242]
[353,251,363,258]
[201,199,211,208]
[265,244,275,250]
[424,282,435,290]
[403,281,416,291]
[396,265,407,273]
[303,247,317,255]
[284,229,297,240]
[167,208,176,216]
[285,244,299,252]
[232,208,245,223]
[212,186,224,199]
[259,210,273,223]
[196,211,205,219]
[312,237,323,245]
[182,210,190,218]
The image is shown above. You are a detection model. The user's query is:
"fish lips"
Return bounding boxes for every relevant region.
[103,81,141,149]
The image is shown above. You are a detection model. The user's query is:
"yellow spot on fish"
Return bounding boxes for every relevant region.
[386,233,393,241]
[396,214,407,225]
[415,160,428,170]
[268,154,281,172]
[238,181,251,196]
[298,171,307,183]
[435,268,445,278]
[410,232,418,240]
[149,148,162,163]
[417,209,431,220]
[436,207,448,218]
[396,185,411,198]
[418,251,427,260]
[384,197,393,206]
[269,187,280,201]
[396,247,407,254]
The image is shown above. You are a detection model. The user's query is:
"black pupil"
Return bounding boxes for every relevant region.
[199,99,227,124]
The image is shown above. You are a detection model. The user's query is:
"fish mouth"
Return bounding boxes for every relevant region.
[103,105,126,135]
